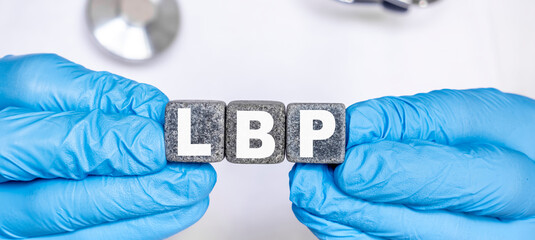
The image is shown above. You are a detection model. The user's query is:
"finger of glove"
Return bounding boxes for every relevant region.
[290,164,535,240]
[0,163,216,239]
[0,54,168,123]
[29,199,210,240]
[0,107,165,182]
[346,88,535,159]
[334,140,535,219]
[291,204,382,240]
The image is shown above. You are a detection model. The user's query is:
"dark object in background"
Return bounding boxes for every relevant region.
[86,0,180,62]
[335,0,440,12]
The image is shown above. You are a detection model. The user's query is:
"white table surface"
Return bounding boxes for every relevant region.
[1,0,534,239]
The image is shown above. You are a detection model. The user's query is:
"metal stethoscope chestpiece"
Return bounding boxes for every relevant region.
[336,0,439,12]
[86,0,179,62]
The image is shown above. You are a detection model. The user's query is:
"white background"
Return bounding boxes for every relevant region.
[1,0,534,239]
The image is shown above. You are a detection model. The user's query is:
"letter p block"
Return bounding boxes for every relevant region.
[286,103,345,164]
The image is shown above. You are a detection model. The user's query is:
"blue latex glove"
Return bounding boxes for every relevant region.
[0,54,216,239]
[290,88,535,239]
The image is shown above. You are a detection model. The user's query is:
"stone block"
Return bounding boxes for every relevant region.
[165,100,226,163]
[286,103,345,164]
[226,101,286,164]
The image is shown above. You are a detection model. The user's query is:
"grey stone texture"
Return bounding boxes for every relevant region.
[286,103,346,164]
[226,101,286,164]
[165,100,226,163]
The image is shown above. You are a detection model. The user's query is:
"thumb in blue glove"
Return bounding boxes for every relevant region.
[0,54,216,239]
[290,88,535,239]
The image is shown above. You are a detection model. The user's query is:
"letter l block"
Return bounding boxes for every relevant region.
[165,100,226,163]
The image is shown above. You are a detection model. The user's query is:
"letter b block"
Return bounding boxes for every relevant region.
[226,101,286,164]
[165,100,226,163]
[286,103,345,164]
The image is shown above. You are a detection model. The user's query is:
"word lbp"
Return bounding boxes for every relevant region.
[164,100,345,164]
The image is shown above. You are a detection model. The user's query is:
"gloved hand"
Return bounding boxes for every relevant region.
[290,88,535,239]
[0,54,216,239]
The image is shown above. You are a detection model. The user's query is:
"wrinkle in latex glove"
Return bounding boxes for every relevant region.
[0,54,167,123]
[291,89,535,239]
[0,107,165,182]
[0,54,217,239]
[290,163,535,240]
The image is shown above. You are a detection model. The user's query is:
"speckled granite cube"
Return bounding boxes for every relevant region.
[226,101,286,164]
[165,100,226,163]
[286,103,345,164]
